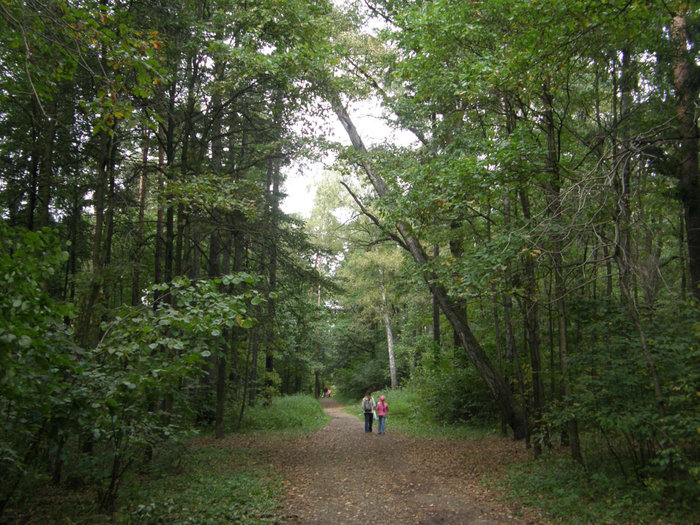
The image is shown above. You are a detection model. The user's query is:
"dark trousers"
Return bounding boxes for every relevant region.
[364,412,373,432]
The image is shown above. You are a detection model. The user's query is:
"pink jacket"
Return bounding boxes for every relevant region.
[375,400,389,417]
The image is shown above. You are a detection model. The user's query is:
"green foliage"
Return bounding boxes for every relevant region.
[544,298,700,509]
[409,354,500,426]
[238,394,329,433]
[0,224,75,506]
[502,453,695,524]
[0,221,265,515]
[334,358,389,400]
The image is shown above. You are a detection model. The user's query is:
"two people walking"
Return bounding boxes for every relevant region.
[361,391,389,434]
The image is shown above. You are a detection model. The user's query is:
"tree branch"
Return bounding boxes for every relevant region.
[338,179,408,251]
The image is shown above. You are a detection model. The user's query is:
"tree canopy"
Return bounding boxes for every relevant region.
[1,0,698,518]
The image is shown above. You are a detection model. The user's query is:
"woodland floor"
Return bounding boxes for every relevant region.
[211,398,547,524]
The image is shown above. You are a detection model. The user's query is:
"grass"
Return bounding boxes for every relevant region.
[237,393,330,433]
[2,394,328,524]
[116,394,329,523]
[117,442,282,524]
[344,387,497,439]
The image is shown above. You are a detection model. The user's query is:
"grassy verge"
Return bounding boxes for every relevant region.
[117,442,282,524]
[237,393,330,433]
[116,394,328,523]
[4,394,328,524]
[345,387,497,439]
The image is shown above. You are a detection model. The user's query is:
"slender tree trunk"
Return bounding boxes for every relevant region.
[542,84,581,461]
[379,267,397,388]
[680,205,687,301]
[64,186,80,301]
[248,327,259,407]
[77,129,114,347]
[132,128,149,306]
[432,244,440,346]
[518,188,545,455]
[37,109,56,228]
[613,49,666,420]
[154,126,165,303]
[331,93,528,439]
[26,149,39,231]
[493,299,508,436]
[264,96,283,401]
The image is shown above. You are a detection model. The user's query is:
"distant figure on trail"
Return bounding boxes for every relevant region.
[326,388,331,397]
[321,386,327,398]
[375,395,389,434]
[361,391,377,433]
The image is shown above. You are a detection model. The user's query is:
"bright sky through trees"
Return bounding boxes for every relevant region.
[281,97,415,217]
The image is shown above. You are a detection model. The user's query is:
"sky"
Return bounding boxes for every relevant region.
[280,98,415,218]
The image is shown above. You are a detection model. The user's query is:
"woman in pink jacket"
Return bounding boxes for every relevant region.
[375,395,389,434]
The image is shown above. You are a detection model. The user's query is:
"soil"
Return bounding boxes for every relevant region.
[247,398,546,524]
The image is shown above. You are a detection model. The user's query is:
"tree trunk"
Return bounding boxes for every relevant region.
[518,188,546,456]
[379,267,397,388]
[671,13,700,301]
[132,127,149,306]
[37,110,56,228]
[613,48,666,420]
[154,126,165,304]
[542,84,581,461]
[432,244,440,346]
[76,129,114,347]
[331,93,528,439]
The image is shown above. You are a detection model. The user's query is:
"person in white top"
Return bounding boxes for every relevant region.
[361,391,377,433]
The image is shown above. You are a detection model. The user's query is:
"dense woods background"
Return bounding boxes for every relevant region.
[1,0,698,519]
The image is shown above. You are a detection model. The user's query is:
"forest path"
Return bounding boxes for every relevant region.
[260,398,545,524]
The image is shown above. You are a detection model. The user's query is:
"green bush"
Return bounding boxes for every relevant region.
[409,353,499,425]
[333,358,388,400]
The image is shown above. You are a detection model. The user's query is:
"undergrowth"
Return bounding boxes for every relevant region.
[117,394,327,523]
[117,443,281,524]
[498,452,696,524]
[2,394,327,524]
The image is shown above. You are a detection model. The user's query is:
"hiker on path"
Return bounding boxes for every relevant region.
[361,391,376,433]
[375,395,389,434]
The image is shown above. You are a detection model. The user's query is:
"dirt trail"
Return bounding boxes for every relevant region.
[262,398,544,524]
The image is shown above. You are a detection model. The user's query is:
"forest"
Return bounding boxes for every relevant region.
[1,0,699,521]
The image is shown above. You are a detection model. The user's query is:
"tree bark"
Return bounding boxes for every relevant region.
[671,13,700,301]
[518,188,545,456]
[76,129,114,347]
[131,127,149,306]
[432,245,440,346]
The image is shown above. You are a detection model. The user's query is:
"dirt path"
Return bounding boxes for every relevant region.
[262,399,545,524]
